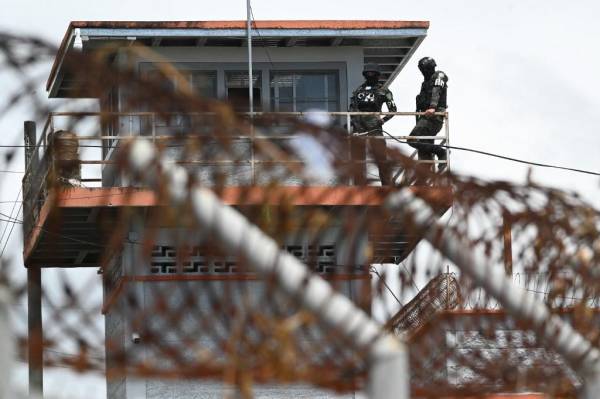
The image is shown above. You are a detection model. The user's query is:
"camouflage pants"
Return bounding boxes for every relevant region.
[351,116,391,186]
[408,116,446,161]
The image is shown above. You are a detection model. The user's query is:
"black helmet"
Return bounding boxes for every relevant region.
[418,57,436,77]
[362,63,380,77]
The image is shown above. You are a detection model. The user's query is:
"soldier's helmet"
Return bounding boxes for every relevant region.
[418,57,437,76]
[362,63,381,78]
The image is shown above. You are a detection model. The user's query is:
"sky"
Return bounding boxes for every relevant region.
[2,0,600,397]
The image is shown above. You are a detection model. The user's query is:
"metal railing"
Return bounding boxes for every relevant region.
[21,111,450,236]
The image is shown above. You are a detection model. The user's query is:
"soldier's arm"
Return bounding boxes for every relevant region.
[382,90,397,123]
[428,72,447,110]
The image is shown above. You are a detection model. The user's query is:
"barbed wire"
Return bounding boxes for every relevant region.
[0,30,599,398]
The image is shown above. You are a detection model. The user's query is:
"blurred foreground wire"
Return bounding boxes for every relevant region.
[0,31,599,398]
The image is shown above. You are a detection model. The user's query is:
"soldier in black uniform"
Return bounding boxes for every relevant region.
[349,63,397,185]
[409,57,448,171]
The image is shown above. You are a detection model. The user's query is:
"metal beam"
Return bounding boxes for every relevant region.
[246,0,253,115]
[330,37,343,46]
[24,121,37,172]
[285,37,299,47]
[364,48,410,57]
[361,38,417,47]
[503,214,512,275]
[26,263,101,269]
[0,284,13,399]
[27,267,43,397]
[80,27,428,39]
[75,251,89,264]
[364,57,403,63]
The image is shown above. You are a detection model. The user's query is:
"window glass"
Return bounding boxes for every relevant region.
[142,68,218,129]
[145,69,176,93]
[226,71,261,89]
[144,69,217,98]
[186,70,217,98]
[270,71,339,112]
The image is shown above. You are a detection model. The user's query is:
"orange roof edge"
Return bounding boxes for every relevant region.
[482,395,548,399]
[422,394,549,399]
[68,20,430,30]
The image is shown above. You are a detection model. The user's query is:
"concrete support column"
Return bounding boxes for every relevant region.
[0,283,13,399]
[27,267,43,396]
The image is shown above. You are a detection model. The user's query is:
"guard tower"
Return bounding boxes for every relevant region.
[22,20,452,398]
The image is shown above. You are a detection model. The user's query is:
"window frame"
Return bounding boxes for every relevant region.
[269,69,341,113]
[138,61,348,112]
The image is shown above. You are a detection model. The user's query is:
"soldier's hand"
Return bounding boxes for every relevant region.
[424,108,436,116]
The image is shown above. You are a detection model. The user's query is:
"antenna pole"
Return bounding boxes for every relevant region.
[246,0,254,115]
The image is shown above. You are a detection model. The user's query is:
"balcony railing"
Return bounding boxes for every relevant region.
[22,111,450,236]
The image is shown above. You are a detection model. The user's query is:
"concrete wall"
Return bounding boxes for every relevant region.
[105,220,369,399]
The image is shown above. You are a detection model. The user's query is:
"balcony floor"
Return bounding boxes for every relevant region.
[23,186,452,268]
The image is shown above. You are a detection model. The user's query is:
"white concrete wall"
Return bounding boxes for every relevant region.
[105,221,369,399]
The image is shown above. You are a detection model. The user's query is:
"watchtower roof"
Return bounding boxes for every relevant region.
[48,19,429,96]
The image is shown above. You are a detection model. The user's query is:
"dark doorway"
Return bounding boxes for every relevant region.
[227,87,261,112]
[226,71,262,112]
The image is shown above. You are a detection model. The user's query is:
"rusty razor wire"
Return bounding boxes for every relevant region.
[0,31,599,398]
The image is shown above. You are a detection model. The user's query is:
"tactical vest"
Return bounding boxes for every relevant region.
[416,71,448,112]
[352,84,391,112]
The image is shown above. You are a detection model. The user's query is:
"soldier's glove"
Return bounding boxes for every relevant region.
[423,108,436,118]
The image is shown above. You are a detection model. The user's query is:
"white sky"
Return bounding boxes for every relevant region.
[2,0,600,397]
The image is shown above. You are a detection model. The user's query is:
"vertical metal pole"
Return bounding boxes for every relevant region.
[246,0,254,115]
[347,113,352,185]
[444,112,450,172]
[24,122,37,172]
[247,0,255,186]
[503,213,513,275]
[23,122,37,234]
[250,134,256,185]
[151,113,156,144]
[44,116,52,152]
[0,283,13,399]
[129,115,133,137]
[446,265,451,309]
[27,267,43,396]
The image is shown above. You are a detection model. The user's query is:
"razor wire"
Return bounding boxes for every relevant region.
[0,31,599,398]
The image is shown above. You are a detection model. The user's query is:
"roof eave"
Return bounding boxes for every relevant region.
[47,20,430,94]
[383,35,426,88]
